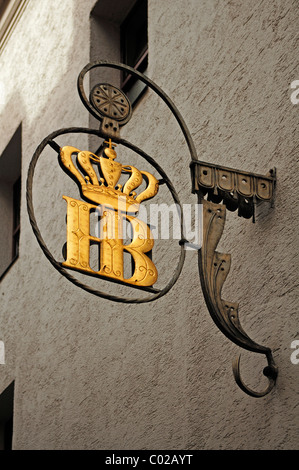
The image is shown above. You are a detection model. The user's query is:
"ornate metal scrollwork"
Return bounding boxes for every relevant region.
[27,59,278,397]
[191,162,278,397]
[191,161,276,222]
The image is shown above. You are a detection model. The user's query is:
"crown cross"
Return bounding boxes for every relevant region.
[104,139,117,160]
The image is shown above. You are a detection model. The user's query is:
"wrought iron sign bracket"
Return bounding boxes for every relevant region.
[27,60,278,398]
[189,160,277,397]
[190,160,276,223]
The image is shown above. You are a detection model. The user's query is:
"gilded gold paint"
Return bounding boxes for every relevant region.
[60,141,159,287]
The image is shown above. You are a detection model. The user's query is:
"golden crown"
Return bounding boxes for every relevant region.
[59,140,159,212]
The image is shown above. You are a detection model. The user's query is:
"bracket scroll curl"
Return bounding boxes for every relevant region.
[196,194,278,398]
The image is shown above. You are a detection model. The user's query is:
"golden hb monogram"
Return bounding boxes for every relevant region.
[59,140,159,287]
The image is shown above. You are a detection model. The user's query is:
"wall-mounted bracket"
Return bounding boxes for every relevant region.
[190,161,278,397]
[191,161,276,222]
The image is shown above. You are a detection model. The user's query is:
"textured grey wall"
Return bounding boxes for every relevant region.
[0,0,298,449]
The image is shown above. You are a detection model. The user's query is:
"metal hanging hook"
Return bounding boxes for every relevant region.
[232,352,278,398]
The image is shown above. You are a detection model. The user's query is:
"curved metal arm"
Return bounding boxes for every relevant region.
[197,196,278,397]
[77,60,198,162]
[233,352,278,398]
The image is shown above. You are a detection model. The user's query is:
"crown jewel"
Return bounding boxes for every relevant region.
[59,139,159,212]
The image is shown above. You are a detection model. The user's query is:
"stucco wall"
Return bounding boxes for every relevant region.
[0,0,298,450]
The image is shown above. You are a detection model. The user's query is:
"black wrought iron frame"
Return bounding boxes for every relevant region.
[27,60,278,397]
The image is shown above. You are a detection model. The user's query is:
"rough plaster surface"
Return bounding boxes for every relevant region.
[0,0,298,450]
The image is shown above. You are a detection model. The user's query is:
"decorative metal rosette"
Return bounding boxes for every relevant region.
[90,83,132,125]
